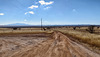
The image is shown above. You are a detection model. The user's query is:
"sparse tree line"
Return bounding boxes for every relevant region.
[51,25,99,33]
[1,25,99,33]
[69,25,99,33]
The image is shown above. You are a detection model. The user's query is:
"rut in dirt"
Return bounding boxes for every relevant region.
[8,31,100,57]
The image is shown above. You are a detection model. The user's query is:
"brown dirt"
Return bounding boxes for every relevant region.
[0,32,100,57]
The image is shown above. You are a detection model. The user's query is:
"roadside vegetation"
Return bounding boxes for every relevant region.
[0,28,53,34]
[0,27,100,54]
[52,27,100,53]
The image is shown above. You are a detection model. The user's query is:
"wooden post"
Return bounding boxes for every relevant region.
[41,18,42,30]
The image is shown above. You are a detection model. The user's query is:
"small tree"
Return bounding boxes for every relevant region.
[13,28,18,30]
[78,27,80,29]
[97,27,99,29]
[73,27,76,30]
[47,27,50,30]
[88,25,95,33]
[43,28,46,31]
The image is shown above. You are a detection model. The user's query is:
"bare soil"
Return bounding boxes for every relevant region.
[0,32,100,57]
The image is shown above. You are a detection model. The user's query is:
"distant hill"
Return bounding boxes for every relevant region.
[6,23,100,26]
[0,23,99,28]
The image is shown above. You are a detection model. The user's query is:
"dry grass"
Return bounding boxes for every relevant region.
[0,28,100,57]
[0,28,53,34]
[0,31,99,57]
[0,27,100,48]
[52,27,100,48]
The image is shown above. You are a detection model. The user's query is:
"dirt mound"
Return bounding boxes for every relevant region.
[0,32,100,57]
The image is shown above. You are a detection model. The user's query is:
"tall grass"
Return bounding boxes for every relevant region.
[53,28,100,48]
[0,28,53,34]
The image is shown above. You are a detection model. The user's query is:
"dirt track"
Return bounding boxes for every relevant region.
[0,32,100,57]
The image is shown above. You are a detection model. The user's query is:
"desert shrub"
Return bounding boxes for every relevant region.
[73,27,76,30]
[78,27,80,29]
[13,28,18,30]
[97,27,99,29]
[47,27,50,30]
[43,28,46,31]
[86,25,95,33]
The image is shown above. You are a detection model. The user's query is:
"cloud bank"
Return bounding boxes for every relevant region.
[28,5,38,9]
[25,11,34,15]
[39,0,54,5]
[25,0,54,15]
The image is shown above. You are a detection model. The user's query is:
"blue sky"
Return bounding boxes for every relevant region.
[0,0,100,25]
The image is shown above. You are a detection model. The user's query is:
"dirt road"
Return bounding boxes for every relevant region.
[0,32,100,57]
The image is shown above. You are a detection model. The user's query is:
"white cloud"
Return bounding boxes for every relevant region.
[39,0,54,5]
[44,7,50,10]
[29,11,34,14]
[25,11,34,15]
[25,12,28,15]
[0,13,4,15]
[28,5,38,9]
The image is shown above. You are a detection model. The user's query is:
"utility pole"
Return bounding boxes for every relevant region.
[41,18,42,30]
